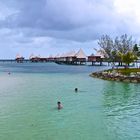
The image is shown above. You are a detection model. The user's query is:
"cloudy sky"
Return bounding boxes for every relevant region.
[0,0,140,58]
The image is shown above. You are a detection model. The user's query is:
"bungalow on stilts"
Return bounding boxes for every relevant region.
[75,48,87,65]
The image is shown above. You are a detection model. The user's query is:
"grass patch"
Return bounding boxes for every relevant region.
[106,68,140,75]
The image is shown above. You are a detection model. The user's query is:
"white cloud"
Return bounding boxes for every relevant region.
[114,0,140,23]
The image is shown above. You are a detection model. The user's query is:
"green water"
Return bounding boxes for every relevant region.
[0,63,140,140]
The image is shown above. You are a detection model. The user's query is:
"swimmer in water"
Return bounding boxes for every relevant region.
[75,88,78,92]
[57,101,63,110]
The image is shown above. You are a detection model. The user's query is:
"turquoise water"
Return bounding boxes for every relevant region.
[0,63,140,140]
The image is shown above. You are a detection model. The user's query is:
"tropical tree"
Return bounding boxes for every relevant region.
[119,51,137,68]
[133,44,139,52]
[98,34,136,66]
[98,35,113,58]
[133,44,140,57]
[98,35,115,61]
[114,34,134,65]
[115,34,134,54]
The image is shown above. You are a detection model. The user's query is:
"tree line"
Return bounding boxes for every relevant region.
[98,34,140,67]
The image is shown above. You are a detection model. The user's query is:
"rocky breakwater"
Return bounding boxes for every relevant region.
[90,70,140,83]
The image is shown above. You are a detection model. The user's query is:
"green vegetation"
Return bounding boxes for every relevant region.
[119,51,137,67]
[91,68,140,83]
[133,44,140,57]
[98,34,140,67]
[105,68,140,75]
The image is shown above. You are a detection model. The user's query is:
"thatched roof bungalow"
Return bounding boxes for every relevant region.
[47,55,55,61]
[75,48,87,63]
[88,50,105,65]
[88,53,102,62]
[29,54,41,62]
[15,54,24,63]
[65,51,76,62]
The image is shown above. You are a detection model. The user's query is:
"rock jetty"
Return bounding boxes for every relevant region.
[90,70,140,83]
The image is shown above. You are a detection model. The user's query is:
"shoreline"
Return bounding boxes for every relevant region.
[90,69,140,83]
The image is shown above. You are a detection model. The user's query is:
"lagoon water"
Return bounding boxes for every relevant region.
[0,63,140,140]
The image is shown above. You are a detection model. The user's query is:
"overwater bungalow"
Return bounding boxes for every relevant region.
[88,53,102,65]
[39,57,48,62]
[54,49,87,65]
[29,54,41,62]
[66,51,77,63]
[75,48,87,64]
[47,55,55,62]
[15,54,24,63]
[59,51,77,64]
[54,51,76,64]
[30,57,40,62]
[54,54,60,62]
[88,50,105,65]
[59,53,67,62]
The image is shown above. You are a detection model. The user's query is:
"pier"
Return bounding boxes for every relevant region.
[2,48,140,66]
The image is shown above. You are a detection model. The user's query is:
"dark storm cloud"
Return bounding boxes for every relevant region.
[0,0,140,58]
[0,0,120,41]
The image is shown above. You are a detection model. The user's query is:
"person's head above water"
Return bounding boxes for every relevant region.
[75,88,78,92]
[57,101,61,105]
[57,101,62,109]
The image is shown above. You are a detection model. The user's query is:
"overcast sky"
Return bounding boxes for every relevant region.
[0,0,140,58]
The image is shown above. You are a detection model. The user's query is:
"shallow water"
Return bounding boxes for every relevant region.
[0,63,140,140]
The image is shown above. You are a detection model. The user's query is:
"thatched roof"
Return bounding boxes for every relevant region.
[95,50,105,58]
[75,49,87,58]
[16,54,24,59]
[16,54,21,58]
[66,51,76,57]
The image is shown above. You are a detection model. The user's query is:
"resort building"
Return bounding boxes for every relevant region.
[75,48,87,64]
[58,53,67,62]
[54,54,60,62]
[53,49,87,65]
[88,54,103,65]
[15,54,24,63]
[47,55,54,62]
[29,54,41,62]
[65,51,76,63]
[88,50,105,65]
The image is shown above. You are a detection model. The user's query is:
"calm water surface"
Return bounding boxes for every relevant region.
[0,63,140,140]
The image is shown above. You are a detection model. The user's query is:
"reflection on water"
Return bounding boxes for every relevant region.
[103,82,140,140]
